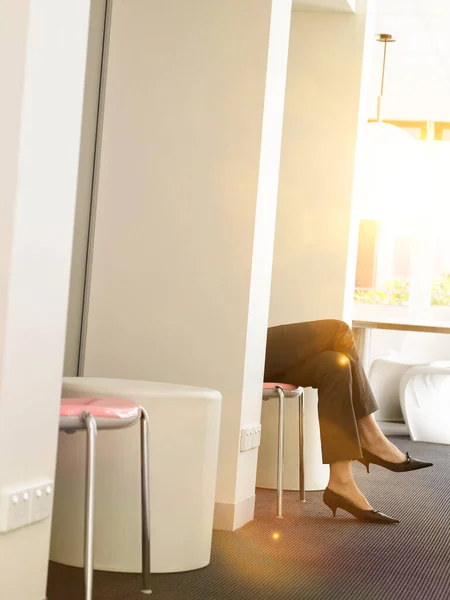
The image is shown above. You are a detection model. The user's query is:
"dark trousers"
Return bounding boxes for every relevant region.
[264,319,378,464]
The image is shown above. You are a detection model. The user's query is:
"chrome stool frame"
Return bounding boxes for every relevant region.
[60,400,151,599]
[262,384,305,518]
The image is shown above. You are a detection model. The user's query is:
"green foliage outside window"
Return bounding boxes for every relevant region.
[354,272,450,307]
[432,272,450,306]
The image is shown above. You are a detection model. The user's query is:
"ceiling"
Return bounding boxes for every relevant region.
[369,0,450,121]
[292,0,355,12]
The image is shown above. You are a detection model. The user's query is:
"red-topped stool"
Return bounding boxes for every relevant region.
[262,383,305,518]
[59,398,151,600]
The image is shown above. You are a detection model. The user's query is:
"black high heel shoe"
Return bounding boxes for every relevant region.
[323,488,399,524]
[357,448,433,473]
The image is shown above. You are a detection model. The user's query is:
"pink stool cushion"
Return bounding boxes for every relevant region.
[60,397,141,421]
[263,382,298,390]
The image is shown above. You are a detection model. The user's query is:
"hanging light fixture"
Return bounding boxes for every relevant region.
[360,33,427,220]
[368,33,414,146]
[375,33,396,123]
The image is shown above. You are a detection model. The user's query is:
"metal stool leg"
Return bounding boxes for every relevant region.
[298,392,306,503]
[81,411,97,600]
[140,407,152,594]
[275,386,285,518]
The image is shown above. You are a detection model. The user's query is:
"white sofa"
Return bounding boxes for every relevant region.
[50,377,222,573]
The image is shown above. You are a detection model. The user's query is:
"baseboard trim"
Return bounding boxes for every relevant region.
[213,494,255,531]
[233,493,255,529]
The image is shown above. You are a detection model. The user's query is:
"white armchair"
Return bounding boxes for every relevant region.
[368,330,450,424]
[368,357,421,422]
[400,362,450,444]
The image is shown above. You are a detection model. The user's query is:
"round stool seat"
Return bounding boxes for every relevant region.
[60,398,141,430]
[263,383,303,399]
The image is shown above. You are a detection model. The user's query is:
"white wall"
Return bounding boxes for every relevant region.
[0,2,91,598]
[81,0,292,530]
[64,0,107,376]
[269,0,371,326]
[0,3,29,376]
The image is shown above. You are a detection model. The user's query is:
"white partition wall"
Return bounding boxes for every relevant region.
[0,1,91,598]
[80,0,292,530]
[270,0,372,326]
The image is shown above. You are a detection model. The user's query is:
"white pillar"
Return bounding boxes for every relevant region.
[80,0,292,530]
[0,2,91,598]
[269,0,371,325]
[235,0,293,526]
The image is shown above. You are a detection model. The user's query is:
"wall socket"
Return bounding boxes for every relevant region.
[0,480,53,533]
[30,482,54,523]
[240,424,262,452]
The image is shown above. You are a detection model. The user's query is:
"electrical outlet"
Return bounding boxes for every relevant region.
[252,425,262,448]
[240,427,254,452]
[0,480,54,533]
[9,490,31,530]
[240,425,262,451]
[30,481,53,523]
[0,488,31,532]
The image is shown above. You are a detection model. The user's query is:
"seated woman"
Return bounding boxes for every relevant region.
[264,319,432,524]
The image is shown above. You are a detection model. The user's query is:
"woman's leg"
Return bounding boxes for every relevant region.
[265,320,357,382]
[272,350,374,509]
[265,319,406,463]
[358,414,406,462]
[266,319,379,421]
[265,322,369,463]
[328,461,372,510]
[279,350,364,463]
[328,320,407,462]
[264,320,406,509]
[326,320,379,419]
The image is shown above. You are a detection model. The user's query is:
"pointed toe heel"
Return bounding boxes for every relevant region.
[359,449,433,473]
[323,488,399,524]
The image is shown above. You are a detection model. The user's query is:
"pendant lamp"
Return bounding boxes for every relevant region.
[360,34,426,220]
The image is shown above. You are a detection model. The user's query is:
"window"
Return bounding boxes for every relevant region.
[355,220,378,289]
[354,120,450,323]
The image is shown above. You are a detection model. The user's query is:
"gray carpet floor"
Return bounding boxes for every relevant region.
[47,426,450,600]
